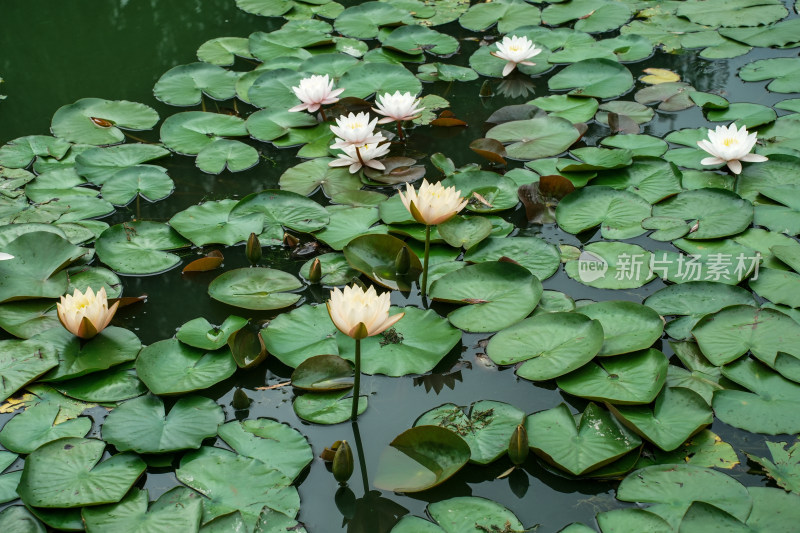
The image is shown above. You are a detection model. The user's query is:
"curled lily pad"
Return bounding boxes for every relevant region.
[50,98,159,146]
[343,234,422,291]
[96,221,190,275]
[291,354,354,391]
[197,36,253,66]
[74,143,169,185]
[293,389,367,424]
[0,135,71,169]
[153,63,238,106]
[135,339,237,395]
[53,362,147,403]
[176,315,248,351]
[17,438,146,508]
[208,268,302,310]
[374,425,470,493]
[487,312,604,381]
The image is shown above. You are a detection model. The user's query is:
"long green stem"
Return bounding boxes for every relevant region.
[351,421,369,495]
[421,224,431,300]
[351,337,361,421]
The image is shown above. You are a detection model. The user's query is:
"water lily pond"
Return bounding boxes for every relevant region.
[3,0,800,531]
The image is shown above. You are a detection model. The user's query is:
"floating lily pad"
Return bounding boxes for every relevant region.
[342,234,422,291]
[543,0,633,33]
[374,425,470,492]
[176,446,299,530]
[487,312,603,381]
[196,139,259,174]
[18,438,146,508]
[339,62,421,100]
[334,2,412,38]
[293,389,367,424]
[549,58,634,99]
[197,36,253,66]
[380,25,459,56]
[96,221,190,275]
[299,253,358,285]
[424,496,525,533]
[415,400,525,465]
[208,268,302,310]
[635,81,695,112]
[135,339,236,395]
[577,301,663,357]
[217,419,313,481]
[0,135,71,169]
[53,362,147,403]
[230,189,329,243]
[153,62,238,106]
[170,199,264,246]
[485,115,582,161]
[246,107,318,142]
[101,165,174,205]
[440,170,519,213]
[291,354,354,391]
[739,57,800,94]
[526,403,642,476]
[596,509,672,533]
[314,206,388,251]
[557,349,667,405]
[530,95,599,124]
[592,157,682,204]
[103,394,223,454]
[160,111,248,155]
[746,439,800,494]
[416,62,478,83]
[0,300,59,339]
[177,316,248,351]
[73,144,169,185]
[82,488,203,533]
[51,98,159,146]
[0,401,91,454]
[565,242,654,289]
[556,186,650,239]
[750,268,800,308]
[430,261,542,333]
[437,216,492,250]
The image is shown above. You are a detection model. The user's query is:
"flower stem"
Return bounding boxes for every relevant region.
[355,145,367,167]
[351,337,361,421]
[320,107,328,122]
[421,224,431,300]
[396,121,405,141]
[351,421,370,494]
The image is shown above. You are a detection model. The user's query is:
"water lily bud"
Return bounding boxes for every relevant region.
[508,424,529,466]
[246,233,261,265]
[332,440,354,483]
[284,233,299,248]
[308,258,322,284]
[395,247,410,275]
[480,80,494,98]
[232,388,251,410]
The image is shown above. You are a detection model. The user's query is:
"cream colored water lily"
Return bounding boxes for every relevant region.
[330,112,383,149]
[697,123,768,174]
[398,179,469,226]
[288,74,344,113]
[56,287,119,339]
[327,285,403,340]
[491,35,541,77]
[373,91,424,123]
[329,140,390,173]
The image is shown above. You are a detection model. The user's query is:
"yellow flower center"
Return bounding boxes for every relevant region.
[509,45,520,52]
[722,137,738,147]
[349,122,363,129]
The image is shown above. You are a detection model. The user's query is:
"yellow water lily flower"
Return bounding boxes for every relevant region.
[399,179,469,226]
[56,287,119,339]
[326,285,404,340]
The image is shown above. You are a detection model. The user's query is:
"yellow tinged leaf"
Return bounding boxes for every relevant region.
[0,394,34,413]
[641,68,680,85]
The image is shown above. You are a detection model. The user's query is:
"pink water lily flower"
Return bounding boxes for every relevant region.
[697,123,768,174]
[288,74,344,113]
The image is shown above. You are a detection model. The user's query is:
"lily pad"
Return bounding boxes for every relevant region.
[82,488,203,533]
[342,234,422,291]
[426,496,525,533]
[430,261,542,333]
[100,165,174,205]
[51,98,159,146]
[339,62,421,100]
[0,339,59,402]
[485,115,582,161]
[230,189,329,244]
[195,139,259,174]
[0,401,91,455]
[487,312,604,381]
[565,242,654,289]
[380,25,459,56]
[591,157,682,204]
[291,354,354,391]
[53,362,147,403]
[177,315,248,351]
[160,111,248,155]
[374,425,470,492]
[0,135,71,169]
[135,339,237,395]
[17,438,146,508]
[153,62,238,106]
[103,394,224,454]
[314,206,388,251]
[746,439,800,494]
[170,199,264,247]
[208,268,302,310]
[197,36,253,66]
[299,253,358,285]
[246,107,318,142]
[74,144,170,185]
[293,389,367,424]
[652,189,753,240]
[460,0,540,32]
[96,221,190,275]
[549,58,634,99]
[415,400,525,465]
[739,57,800,94]
[577,301,663,357]
[526,403,642,476]
[555,186,650,239]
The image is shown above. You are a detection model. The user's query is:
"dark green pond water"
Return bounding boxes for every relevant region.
[1,1,797,531]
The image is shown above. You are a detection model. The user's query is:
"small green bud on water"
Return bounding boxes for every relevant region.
[332,440,354,483]
[246,233,261,265]
[232,388,251,410]
[308,258,322,284]
[395,246,410,274]
[508,424,529,466]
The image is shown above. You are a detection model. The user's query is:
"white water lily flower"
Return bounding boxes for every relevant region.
[399,178,469,226]
[0,253,13,260]
[327,285,404,340]
[329,140,390,173]
[288,74,345,113]
[697,123,768,175]
[373,91,425,123]
[330,112,383,149]
[56,287,119,339]
[491,35,541,77]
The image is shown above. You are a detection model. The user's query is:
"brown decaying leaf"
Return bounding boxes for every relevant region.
[90,117,114,128]
[431,110,467,127]
[182,250,224,273]
[108,295,148,309]
[608,112,640,134]
[469,138,507,165]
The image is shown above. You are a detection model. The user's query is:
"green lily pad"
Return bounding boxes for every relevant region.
[177,315,249,351]
[692,305,800,367]
[247,69,307,110]
[374,425,470,492]
[414,400,525,465]
[160,111,248,155]
[529,95,599,124]
[71,144,169,185]
[217,419,313,481]
[51,98,159,146]
[750,268,800,308]
[197,36,253,66]
[339,62,421,99]
[652,189,752,240]
[425,496,525,533]
[291,354,354,391]
[82,488,203,533]
[609,386,712,451]
[555,186,650,239]
[713,357,800,435]
[430,261,543,333]
[246,107,318,142]
[176,446,299,530]
[635,81,696,112]
[543,0,633,33]
[342,234,422,291]
[0,401,90,454]
[208,268,302,310]
[0,300,59,339]
[526,403,642,476]
[230,189,329,243]
[440,170,519,213]
[334,2,412,39]
[169,199,264,246]
[34,326,142,382]
[677,0,787,28]
[153,62,238,106]
[616,464,752,529]
[135,339,237,395]
[485,115,582,161]
[293,389,367,424]
[577,301,663,357]
[433,216,492,250]
[380,25,459,56]
[102,394,224,454]
[53,362,147,403]
[549,58,634,99]
[565,242,654,289]
[557,349,668,405]
[17,438,146,508]
[100,165,174,205]
[596,509,672,533]
[0,339,59,401]
[299,253,358,285]
[487,312,604,381]
[0,135,71,169]
[591,157,682,204]
[739,57,800,94]
[416,63,478,83]
[314,205,389,251]
[635,429,738,470]
[706,103,777,129]
[96,221,190,275]
[459,0,540,32]
[195,139,259,174]
[560,147,633,172]
[746,439,800,494]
